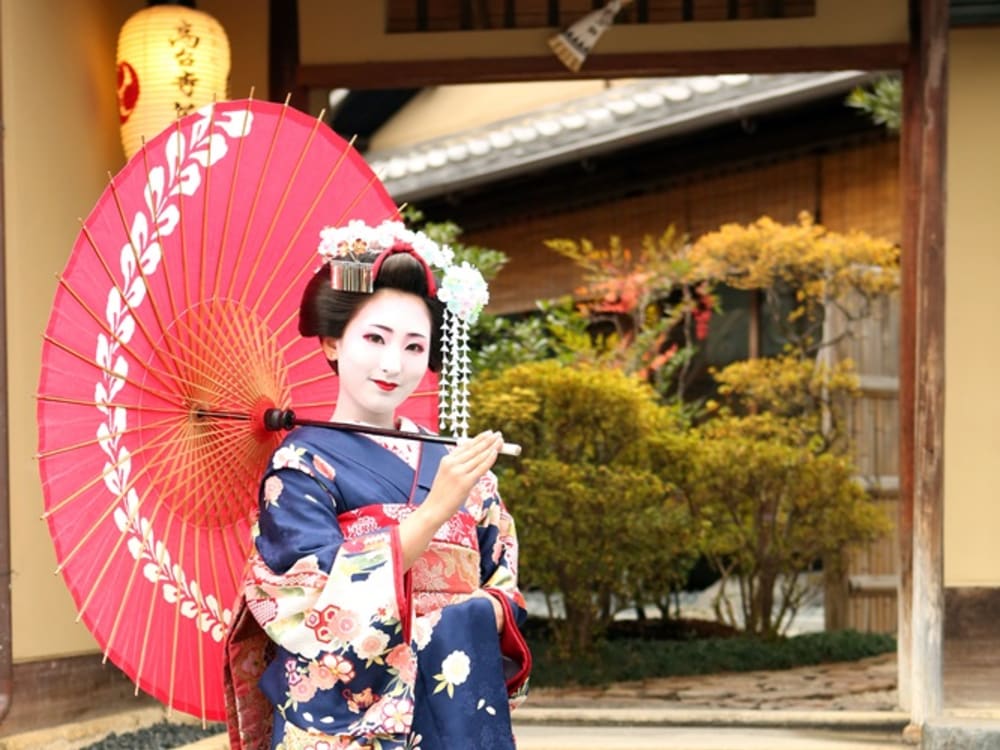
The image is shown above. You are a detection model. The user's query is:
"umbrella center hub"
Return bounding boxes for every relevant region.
[137,298,289,527]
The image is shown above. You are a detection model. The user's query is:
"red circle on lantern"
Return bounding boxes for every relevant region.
[117,61,140,124]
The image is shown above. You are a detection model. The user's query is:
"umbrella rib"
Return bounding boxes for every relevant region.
[241,113,324,315]
[133,508,174,698]
[193,520,208,726]
[103,170,199,384]
[47,418,189,564]
[76,430,177,631]
[252,123,355,321]
[175,422,262,525]
[218,514,250,605]
[273,309,301,356]
[192,299,276,407]
[53,276,189,400]
[98,482,173,662]
[78,223,186,387]
[198,102,220,314]
[167,520,187,719]
[170,117,196,335]
[258,185,403,329]
[37,394,189,416]
[224,101,290,303]
[210,98,255,304]
[282,368,335,392]
[164,314,254,408]
[41,335,187,410]
[40,406,243,524]
[278,340,318,371]
[255,141,391,327]
[150,310,267,411]
[100,424,250,672]
[36,412,179,460]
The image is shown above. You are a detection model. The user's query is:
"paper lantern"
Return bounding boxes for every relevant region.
[116,4,231,159]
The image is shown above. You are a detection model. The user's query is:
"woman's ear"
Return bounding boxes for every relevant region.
[320,337,340,375]
[320,337,338,360]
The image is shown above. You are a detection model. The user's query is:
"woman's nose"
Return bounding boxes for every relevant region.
[379,346,402,374]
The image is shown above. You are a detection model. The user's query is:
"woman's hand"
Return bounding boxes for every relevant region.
[398,430,503,570]
[424,430,503,522]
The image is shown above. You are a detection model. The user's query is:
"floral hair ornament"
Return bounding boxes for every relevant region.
[317,219,490,437]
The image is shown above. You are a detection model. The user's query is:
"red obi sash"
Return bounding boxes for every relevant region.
[338,505,481,616]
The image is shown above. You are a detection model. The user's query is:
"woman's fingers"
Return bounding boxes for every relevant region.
[428,431,503,514]
[447,431,502,474]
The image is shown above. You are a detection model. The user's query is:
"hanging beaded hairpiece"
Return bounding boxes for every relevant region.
[316,219,489,438]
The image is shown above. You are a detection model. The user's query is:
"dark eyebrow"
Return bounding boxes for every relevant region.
[369,323,428,340]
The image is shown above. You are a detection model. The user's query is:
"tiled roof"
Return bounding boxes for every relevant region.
[366,71,876,202]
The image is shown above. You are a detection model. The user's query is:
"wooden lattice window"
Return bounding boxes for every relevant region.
[386,1,816,33]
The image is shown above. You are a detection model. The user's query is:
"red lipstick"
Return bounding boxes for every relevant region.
[373,380,398,392]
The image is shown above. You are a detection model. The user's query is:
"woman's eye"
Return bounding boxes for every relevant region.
[364,333,384,344]
[406,343,426,353]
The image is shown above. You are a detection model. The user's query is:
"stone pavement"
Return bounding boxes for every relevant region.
[6,651,1000,749]
[523,652,900,714]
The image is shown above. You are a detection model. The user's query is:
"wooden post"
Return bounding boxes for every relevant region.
[269,0,309,111]
[898,45,918,721]
[901,0,948,732]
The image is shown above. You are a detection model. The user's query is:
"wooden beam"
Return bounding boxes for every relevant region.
[902,0,948,732]
[297,44,909,89]
[269,0,309,110]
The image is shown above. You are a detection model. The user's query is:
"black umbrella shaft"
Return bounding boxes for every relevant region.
[196,408,521,457]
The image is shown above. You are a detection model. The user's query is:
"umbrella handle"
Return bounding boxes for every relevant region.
[261,408,522,457]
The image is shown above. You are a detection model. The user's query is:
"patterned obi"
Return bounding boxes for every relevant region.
[338,504,482,617]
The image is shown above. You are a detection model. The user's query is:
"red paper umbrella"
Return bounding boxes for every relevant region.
[36,98,438,723]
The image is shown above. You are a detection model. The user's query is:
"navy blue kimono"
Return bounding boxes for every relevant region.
[224,421,530,750]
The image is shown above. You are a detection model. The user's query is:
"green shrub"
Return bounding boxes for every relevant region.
[666,412,890,638]
[471,361,697,657]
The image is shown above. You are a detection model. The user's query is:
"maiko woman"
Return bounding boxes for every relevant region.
[224,220,531,750]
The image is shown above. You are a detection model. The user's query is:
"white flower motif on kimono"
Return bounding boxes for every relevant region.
[433,650,471,697]
[272,444,311,473]
[263,476,284,509]
[412,610,441,651]
[352,627,390,663]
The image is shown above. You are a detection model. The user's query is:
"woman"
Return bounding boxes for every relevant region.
[224,220,531,750]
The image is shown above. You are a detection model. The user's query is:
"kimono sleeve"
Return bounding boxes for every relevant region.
[475,471,532,697]
[242,442,409,661]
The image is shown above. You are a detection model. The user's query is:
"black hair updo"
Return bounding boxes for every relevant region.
[299,251,445,372]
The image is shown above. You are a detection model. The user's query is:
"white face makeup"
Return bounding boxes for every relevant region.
[324,288,432,428]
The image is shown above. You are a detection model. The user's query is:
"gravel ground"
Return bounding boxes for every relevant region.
[81,720,225,749]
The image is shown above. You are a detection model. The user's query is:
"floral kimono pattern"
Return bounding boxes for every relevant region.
[224,421,531,750]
